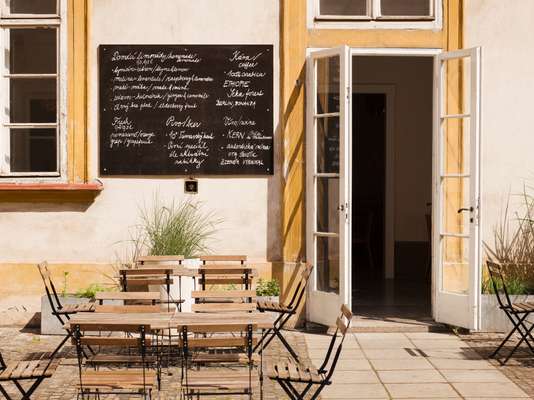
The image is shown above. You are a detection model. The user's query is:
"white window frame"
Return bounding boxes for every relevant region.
[309,0,442,30]
[0,0,67,181]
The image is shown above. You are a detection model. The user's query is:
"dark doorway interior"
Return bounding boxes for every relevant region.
[351,56,434,321]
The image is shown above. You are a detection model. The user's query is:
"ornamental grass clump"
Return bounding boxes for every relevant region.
[483,185,534,294]
[137,196,222,258]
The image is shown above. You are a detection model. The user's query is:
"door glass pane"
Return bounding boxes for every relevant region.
[316,236,340,293]
[9,28,57,74]
[10,128,57,172]
[316,56,340,114]
[442,236,469,294]
[319,0,368,16]
[8,0,57,14]
[317,116,339,173]
[442,177,470,235]
[317,177,339,232]
[441,56,471,116]
[10,78,57,123]
[443,117,470,175]
[381,0,431,16]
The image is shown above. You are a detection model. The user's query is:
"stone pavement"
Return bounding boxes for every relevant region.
[0,327,532,399]
[299,331,532,399]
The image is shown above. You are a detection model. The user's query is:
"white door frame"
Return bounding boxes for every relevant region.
[306,47,482,329]
[353,84,395,279]
[306,46,351,326]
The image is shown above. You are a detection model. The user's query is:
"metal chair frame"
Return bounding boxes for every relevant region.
[486,261,534,364]
[270,304,352,400]
[37,262,94,359]
[254,264,313,362]
[73,324,154,400]
[0,351,57,400]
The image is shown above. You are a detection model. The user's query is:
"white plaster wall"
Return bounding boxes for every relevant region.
[464,1,534,245]
[0,0,281,263]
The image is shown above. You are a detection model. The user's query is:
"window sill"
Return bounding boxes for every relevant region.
[0,181,103,202]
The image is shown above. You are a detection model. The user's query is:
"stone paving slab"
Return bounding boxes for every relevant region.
[0,327,532,399]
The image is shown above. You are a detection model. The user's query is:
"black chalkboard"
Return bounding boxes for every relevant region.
[99,45,273,175]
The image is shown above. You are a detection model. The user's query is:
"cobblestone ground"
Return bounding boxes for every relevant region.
[459,332,534,396]
[0,327,311,400]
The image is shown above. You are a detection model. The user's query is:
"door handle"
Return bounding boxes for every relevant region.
[457,207,474,214]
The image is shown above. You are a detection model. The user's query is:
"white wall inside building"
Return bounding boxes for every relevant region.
[352,56,433,243]
[0,0,281,264]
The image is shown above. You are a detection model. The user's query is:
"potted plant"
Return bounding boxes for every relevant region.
[482,187,534,332]
[125,195,222,311]
[256,278,281,303]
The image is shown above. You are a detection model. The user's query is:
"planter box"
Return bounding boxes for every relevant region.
[481,294,534,332]
[148,258,199,313]
[40,295,91,335]
[41,295,121,335]
[256,296,280,304]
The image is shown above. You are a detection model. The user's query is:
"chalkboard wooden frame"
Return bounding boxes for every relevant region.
[99,44,274,176]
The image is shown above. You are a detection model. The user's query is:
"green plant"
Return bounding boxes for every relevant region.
[75,284,109,300]
[60,271,69,297]
[134,195,222,258]
[256,278,280,297]
[483,184,534,294]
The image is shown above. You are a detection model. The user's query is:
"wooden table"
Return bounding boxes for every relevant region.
[64,312,175,331]
[95,291,162,305]
[170,312,274,330]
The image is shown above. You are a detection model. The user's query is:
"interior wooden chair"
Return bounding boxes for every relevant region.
[0,351,60,400]
[37,262,95,359]
[268,304,352,400]
[72,323,158,399]
[254,263,313,361]
[180,322,258,399]
[486,261,534,364]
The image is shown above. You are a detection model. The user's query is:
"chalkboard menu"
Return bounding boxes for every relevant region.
[99,45,273,175]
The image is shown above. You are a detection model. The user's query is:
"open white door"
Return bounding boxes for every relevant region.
[434,47,481,330]
[306,46,351,326]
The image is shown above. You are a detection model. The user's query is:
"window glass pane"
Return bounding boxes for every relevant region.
[442,177,470,235]
[441,236,469,294]
[443,117,470,175]
[441,56,471,116]
[8,0,57,14]
[317,116,339,173]
[316,56,340,114]
[10,128,57,172]
[319,0,367,16]
[10,78,57,123]
[317,177,339,233]
[9,28,57,74]
[381,0,431,16]
[316,236,340,293]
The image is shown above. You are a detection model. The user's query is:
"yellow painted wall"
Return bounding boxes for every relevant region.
[281,0,464,262]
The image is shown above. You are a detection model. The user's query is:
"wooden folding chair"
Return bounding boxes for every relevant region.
[268,304,352,400]
[0,351,59,400]
[72,323,158,399]
[128,255,185,311]
[254,263,313,361]
[486,261,534,364]
[180,323,258,399]
[37,262,95,359]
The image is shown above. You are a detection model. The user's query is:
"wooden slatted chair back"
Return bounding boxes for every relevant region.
[95,305,162,313]
[285,263,313,310]
[487,261,514,309]
[180,322,256,397]
[37,262,63,313]
[318,304,352,382]
[136,255,184,265]
[72,322,153,397]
